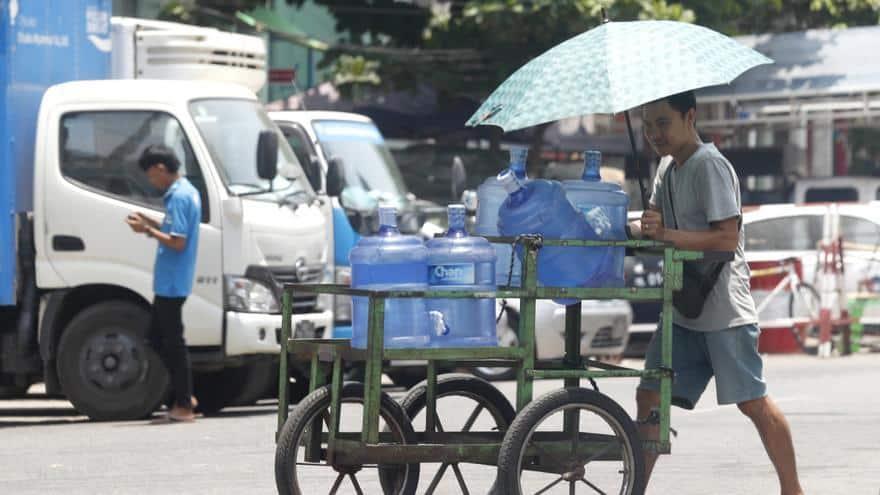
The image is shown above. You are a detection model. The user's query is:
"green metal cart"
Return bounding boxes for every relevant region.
[274,237,712,495]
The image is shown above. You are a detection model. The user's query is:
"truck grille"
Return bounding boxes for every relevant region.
[590,325,625,349]
[270,265,323,314]
[246,264,323,314]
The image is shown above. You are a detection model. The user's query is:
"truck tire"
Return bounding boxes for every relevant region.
[57,301,169,421]
[193,361,274,414]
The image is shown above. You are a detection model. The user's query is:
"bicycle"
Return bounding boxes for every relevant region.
[752,257,824,353]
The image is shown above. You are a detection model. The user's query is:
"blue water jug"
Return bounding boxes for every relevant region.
[475,145,529,286]
[426,205,497,347]
[496,172,595,305]
[349,207,431,349]
[562,150,630,287]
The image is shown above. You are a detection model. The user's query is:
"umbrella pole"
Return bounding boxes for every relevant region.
[624,110,649,209]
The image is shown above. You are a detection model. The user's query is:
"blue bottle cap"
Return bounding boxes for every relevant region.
[509,145,529,179]
[378,206,398,229]
[447,204,466,235]
[582,150,602,181]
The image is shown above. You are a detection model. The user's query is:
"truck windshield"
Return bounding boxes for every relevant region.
[313,120,407,199]
[189,99,313,202]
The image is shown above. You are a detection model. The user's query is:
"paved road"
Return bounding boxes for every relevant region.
[1,354,878,494]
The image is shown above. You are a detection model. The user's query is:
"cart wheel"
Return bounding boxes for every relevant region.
[496,387,645,495]
[275,381,419,495]
[382,373,517,494]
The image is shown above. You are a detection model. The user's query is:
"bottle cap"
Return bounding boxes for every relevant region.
[582,150,602,181]
[447,204,466,231]
[378,206,397,228]
[509,145,529,179]
[496,170,523,195]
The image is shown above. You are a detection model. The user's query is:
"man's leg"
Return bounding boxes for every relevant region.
[738,396,803,495]
[636,323,711,484]
[635,388,661,482]
[155,297,193,414]
[707,324,802,495]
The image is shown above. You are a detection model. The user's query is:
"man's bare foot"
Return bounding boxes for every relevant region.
[168,405,196,422]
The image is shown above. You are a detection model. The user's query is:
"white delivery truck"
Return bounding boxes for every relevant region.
[0,2,331,420]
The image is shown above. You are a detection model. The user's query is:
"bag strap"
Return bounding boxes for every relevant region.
[663,156,741,286]
[662,156,743,231]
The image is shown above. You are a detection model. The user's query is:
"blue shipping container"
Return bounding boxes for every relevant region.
[1,0,111,305]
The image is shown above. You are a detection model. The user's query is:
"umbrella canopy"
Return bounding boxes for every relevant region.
[466,20,773,132]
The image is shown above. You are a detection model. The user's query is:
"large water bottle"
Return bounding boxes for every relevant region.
[426,205,497,347]
[563,150,630,287]
[349,206,431,349]
[475,145,529,286]
[497,172,595,305]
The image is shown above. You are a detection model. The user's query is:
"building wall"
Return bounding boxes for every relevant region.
[267,0,340,104]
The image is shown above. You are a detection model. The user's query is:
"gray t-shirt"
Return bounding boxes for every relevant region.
[649,143,758,331]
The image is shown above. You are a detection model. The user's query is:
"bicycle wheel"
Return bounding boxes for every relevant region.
[788,282,824,351]
[788,282,820,322]
[275,381,420,495]
[385,374,516,494]
[496,387,645,495]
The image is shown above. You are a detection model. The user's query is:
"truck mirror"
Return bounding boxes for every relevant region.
[256,130,278,182]
[303,155,322,192]
[326,156,345,197]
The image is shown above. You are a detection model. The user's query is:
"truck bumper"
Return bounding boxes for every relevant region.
[225,309,333,356]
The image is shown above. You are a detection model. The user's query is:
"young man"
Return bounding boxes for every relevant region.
[631,91,803,495]
[125,145,201,422]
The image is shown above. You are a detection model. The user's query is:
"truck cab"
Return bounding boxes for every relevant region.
[30,80,332,419]
[1,2,331,419]
[269,111,426,339]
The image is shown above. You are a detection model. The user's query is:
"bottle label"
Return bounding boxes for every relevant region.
[428,263,476,285]
[577,204,613,239]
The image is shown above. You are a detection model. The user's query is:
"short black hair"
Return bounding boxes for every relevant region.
[138,145,180,173]
[656,90,696,116]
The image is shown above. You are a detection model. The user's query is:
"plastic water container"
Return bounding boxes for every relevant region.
[349,207,431,349]
[497,172,595,305]
[426,205,497,347]
[563,150,629,287]
[475,145,529,286]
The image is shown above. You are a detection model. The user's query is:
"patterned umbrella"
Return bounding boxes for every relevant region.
[465,19,772,206]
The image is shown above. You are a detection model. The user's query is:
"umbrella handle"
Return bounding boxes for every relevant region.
[624,110,649,210]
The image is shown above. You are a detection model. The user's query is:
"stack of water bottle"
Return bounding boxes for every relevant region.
[349,146,629,349]
[349,205,497,349]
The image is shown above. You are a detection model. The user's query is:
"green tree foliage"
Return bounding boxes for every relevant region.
[683,0,880,35]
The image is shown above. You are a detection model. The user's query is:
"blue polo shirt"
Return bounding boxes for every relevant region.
[153,177,201,298]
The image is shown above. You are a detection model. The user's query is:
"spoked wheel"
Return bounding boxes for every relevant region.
[275,381,420,495]
[496,387,645,495]
[387,373,517,494]
[787,282,831,352]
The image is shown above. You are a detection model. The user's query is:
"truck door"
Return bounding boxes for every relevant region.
[47,109,223,345]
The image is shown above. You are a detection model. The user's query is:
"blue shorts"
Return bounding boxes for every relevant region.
[638,322,767,410]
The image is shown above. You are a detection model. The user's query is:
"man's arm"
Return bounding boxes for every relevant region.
[145,227,186,252]
[647,214,739,251]
[135,212,161,230]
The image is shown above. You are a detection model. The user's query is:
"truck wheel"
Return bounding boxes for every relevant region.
[57,301,169,421]
[193,361,276,414]
[228,360,276,406]
[192,367,247,415]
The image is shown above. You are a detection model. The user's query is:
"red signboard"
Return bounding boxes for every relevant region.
[268,68,297,83]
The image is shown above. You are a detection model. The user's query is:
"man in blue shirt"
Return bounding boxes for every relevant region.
[126,145,201,422]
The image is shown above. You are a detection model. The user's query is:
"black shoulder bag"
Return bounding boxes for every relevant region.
[665,164,740,319]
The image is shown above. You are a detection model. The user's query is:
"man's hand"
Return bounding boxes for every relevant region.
[125,214,147,233]
[641,210,665,240]
[134,212,160,229]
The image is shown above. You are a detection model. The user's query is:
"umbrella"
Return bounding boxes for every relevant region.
[466,17,772,207]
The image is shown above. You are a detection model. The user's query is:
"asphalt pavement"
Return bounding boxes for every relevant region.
[1,354,878,494]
